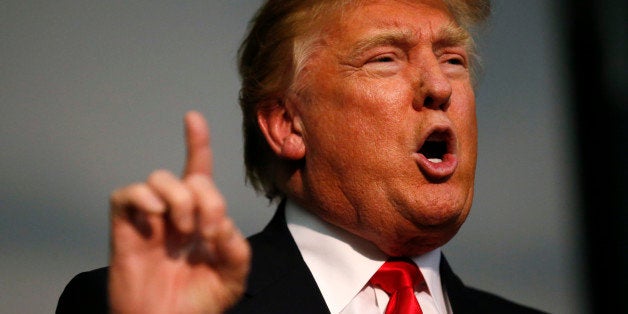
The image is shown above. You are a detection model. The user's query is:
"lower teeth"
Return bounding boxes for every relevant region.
[428,158,443,163]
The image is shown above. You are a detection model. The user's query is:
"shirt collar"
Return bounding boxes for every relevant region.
[285,199,445,314]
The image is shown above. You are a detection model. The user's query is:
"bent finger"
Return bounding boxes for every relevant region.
[109,183,166,239]
[185,174,226,239]
[147,169,196,233]
[110,183,166,218]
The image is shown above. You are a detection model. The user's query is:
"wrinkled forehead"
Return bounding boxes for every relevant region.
[293,0,461,52]
[327,1,462,42]
[303,0,455,30]
[282,0,482,88]
[289,0,463,72]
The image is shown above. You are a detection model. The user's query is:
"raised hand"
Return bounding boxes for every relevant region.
[108,111,251,314]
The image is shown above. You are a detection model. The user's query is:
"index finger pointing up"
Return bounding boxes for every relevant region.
[183,111,213,178]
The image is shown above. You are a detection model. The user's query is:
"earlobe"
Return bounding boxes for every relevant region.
[257,102,306,160]
[280,133,306,160]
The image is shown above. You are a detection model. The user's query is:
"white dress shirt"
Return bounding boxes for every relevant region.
[285,200,452,314]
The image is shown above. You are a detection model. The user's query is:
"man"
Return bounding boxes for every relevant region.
[57,0,546,313]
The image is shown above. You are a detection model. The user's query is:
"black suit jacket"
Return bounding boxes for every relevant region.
[57,203,547,313]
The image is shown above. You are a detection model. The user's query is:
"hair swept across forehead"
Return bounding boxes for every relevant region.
[237,0,491,200]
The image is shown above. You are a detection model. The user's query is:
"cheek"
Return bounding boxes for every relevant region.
[447,86,477,167]
[457,108,477,145]
[309,81,407,136]
[450,87,477,139]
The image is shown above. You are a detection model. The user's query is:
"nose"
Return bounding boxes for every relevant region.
[412,53,452,111]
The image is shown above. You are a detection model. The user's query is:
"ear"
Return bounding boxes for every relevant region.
[257,100,306,160]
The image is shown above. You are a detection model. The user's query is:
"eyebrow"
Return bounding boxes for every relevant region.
[435,22,472,49]
[346,29,417,60]
[346,22,471,60]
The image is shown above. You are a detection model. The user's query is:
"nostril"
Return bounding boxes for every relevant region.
[422,95,449,111]
[424,96,435,108]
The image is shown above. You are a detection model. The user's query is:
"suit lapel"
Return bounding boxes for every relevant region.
[230,203,485,314]
[227,201,330,314]
[440,254,480,313]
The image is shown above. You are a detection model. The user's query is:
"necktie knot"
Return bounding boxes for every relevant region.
[369,258,425,314]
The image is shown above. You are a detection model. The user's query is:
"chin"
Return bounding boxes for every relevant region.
[388,225,462,257]
[367,211,464,257]
[403,195,468,226]
[409,181,474,225]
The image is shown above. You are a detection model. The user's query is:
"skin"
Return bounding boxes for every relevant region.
[109,0,477,312]
[109,112,250,314]
[259,0,478,257]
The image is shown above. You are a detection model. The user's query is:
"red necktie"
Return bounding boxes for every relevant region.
[369,258,426,314]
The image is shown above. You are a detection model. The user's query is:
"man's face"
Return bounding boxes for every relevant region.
[289,0,477,256]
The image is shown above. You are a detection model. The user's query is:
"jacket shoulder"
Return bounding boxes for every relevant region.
[440,255,548,314]
[463,286,549,314]
[227,204,330,314]
[56,267,109,314]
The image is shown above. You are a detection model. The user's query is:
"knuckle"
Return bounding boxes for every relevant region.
[170,188,194,212]
[186,174,226,212]
[184,173,206,184]
[147,169,171,184]
[109,183,142,204]
[208,193,226,212]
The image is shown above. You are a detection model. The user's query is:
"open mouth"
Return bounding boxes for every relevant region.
[414,127,458,179]
[418,130,453,163]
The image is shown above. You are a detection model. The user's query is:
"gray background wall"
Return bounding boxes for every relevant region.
[1,1,585,313]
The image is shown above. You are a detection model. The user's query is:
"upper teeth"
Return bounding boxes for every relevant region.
[428,158,443,163]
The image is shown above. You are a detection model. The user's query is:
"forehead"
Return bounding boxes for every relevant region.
[288,0,469,84]
[321,0,458,44]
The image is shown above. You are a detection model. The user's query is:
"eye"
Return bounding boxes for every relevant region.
[361,51,404,77]
[442,54,466,66]
[439,52,469,77]
[446,57,464,65]
[368,54,396,63]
